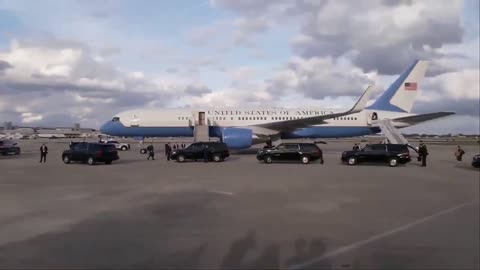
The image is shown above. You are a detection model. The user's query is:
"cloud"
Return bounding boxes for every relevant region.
[214,0,466,75]
[265,56,373,99]
[233,17,269,46]
[184,84,213,96]
[20,112,43,123]
[0,60,13,75]
[289,0,464,75]
[413,68,480,116]
[99,47,122,57]
[0,38,214,127]
[210,0,286,15]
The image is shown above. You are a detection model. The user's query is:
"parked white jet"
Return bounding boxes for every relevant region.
[100,60,454,149]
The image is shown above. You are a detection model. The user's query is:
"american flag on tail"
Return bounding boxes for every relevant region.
[404,82,417,91]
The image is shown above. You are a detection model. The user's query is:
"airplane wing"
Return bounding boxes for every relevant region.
[255,85,374,132]
[393,112,455,125]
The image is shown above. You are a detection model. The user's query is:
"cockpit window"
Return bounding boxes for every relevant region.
[112,117,120,122]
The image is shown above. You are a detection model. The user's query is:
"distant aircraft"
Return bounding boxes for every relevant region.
[100,60,454,149]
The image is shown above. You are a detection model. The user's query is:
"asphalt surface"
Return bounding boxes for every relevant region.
[0,139,479,269]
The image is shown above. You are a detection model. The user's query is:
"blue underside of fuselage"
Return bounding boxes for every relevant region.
[100,121,380,139]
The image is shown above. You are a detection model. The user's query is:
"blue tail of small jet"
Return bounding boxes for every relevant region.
[367,60,428,113]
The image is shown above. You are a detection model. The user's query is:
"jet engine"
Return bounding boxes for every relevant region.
[221,128,253,149]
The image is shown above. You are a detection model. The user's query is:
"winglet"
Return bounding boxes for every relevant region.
[349,85,374,113]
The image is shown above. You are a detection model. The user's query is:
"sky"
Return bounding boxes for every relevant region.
[0,0,478,134]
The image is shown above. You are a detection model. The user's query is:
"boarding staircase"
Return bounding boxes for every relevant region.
[193,122,209,142]
[376,119,409,145]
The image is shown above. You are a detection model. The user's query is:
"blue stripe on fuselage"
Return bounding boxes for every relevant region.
[100,121,380,140]
[282,126,380,139]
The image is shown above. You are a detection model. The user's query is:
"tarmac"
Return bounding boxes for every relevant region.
[0,139,479,269]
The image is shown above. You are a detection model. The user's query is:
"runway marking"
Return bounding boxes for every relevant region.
[288,200,479,270]
[208,190,235,196]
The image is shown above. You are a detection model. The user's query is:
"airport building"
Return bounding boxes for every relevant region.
[0,123,96,139]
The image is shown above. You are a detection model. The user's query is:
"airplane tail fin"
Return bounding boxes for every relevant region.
[367,60,428,113]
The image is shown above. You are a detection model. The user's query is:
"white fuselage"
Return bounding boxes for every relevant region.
[113,108,412,129]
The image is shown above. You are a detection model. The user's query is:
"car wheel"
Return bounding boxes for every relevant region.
[348,157,357,165]
[140,149,147,154]
[63,156,70,164]
[301,156,310,164]
[87,157,95,165]
[105,161,112,165]
[389,158,398,167]
[213,154,221,162]
[264,156,273,164]
[121,146,127,151]
[177,155,185,163]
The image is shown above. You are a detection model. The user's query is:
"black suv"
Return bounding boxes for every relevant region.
[0,140,21,155]
[256,143,323,164]
[62,142,119,165]
[341,144,411,167]
[472,154,480,168]
[171,142,230,162]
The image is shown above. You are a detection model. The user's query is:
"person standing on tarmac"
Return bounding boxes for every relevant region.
[39,143,48,163]
[352,143,360,151]
[418,141,428,167]
[319,148,324,164]
[455,145,465,161]
[165,143,172,161]
[147,144,155,160]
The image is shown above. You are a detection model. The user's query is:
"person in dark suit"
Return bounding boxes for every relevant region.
[147,144,155,160]
[40,144,48,163]
[418,141,428,167]
[165,143,172,161]
[352,143,360,151]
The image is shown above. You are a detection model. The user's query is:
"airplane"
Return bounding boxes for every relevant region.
[100,60,455,149]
